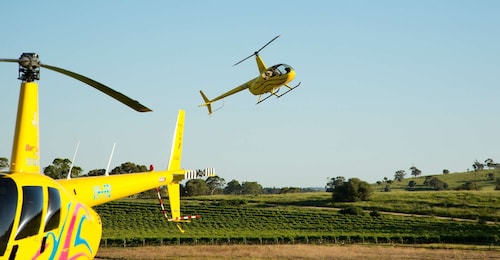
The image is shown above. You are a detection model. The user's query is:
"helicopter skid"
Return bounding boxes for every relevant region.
[256,82,301,104]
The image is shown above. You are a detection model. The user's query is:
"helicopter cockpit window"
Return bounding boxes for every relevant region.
[272,64,292,76]
[44,187,61,232]
[15,186,43,240]
[0,177,17,256]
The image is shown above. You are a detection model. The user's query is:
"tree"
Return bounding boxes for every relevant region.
[110,162,148,174]
[394,170,406,182]
[86,169,106,176]
[410,166,422,178]
[484,158,499,169]
[0,157,8,169]
[456,181,480,191]
[241,181,263,195]
[472,160,484,171]
[206,176,226,195]
[224,179,242,195]
[428,177,448,190]
[332,178,373,202]
[408,180,417,188]
[442,169,449,174]
[43,158,83,179]
[184,179,209,196]
[326,176,345,192]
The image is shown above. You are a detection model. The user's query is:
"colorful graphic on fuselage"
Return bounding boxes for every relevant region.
[0,174,101,259]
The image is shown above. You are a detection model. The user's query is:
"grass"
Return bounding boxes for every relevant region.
[96,244,500,260]
[94,170,500,251]
[95,192,500,247]
[380,169,500,191]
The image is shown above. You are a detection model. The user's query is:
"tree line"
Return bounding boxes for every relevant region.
[0,157,317,196]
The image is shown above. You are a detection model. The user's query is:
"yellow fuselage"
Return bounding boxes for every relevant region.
[1,81,189,259]
[1,173,102,259]
[248,69,296,95]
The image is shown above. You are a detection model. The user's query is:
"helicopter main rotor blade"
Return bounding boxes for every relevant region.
[256,35,280,53]
[40,63,152,112]
[0,58,22,63]
[233,35,281,66]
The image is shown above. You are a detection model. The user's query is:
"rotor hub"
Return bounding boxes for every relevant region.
[18,53,41,82]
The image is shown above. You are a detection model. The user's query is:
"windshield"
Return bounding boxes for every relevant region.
[271,64,292,76]
[0,177,17,256]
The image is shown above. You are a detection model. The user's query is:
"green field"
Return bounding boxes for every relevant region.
[95,186,500,247]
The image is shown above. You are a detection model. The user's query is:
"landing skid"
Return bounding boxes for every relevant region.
[256,82,301,104]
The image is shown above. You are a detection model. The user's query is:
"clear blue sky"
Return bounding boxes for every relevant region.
[1,1,499,188]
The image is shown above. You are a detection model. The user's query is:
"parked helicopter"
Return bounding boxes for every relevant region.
[0,53,213,259]
[199,35,300,114]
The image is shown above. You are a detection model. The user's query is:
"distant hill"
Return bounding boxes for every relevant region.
[374,169,500,191]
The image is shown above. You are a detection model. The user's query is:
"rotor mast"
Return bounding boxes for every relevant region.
[11,53,42,173]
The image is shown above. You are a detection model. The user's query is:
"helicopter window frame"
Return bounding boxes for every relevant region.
[44,187,61,232]
[15,186,43,240]
[0,177,17,256]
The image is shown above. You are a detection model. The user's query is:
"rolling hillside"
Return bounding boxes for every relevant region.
[94,170,500,247]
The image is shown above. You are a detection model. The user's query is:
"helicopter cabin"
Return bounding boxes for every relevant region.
[0,175,62,258]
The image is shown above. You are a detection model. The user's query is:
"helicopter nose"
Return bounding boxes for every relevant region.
[286,70,296,84]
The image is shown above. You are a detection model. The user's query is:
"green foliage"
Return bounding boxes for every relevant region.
[219,198,247,207]
[429,177,448,190]
[456,181,480,191]
[43,158,82,179]
[184,179,209,196]
[370,209,381,217]
[95,194,500,246]
[338,206,365,216]
[0,157,8,169]
[394,170,406,182]
[332,178,373,202]
[378,169,500,191]
[224,179,242,195]
[410,166,422,178]
[206,176,226,195]
[326,176,345,192]
[110,162,148,174]
[241,181,262,195]
[87,169,106,176]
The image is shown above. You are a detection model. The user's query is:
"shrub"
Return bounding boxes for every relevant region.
[332,178,373,202]
[338,206,365,216]
[369,209,381,217]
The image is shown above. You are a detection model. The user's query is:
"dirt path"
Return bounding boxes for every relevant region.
[96,244,500,259]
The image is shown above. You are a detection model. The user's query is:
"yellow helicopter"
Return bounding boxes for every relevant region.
[199,35,300,114]
[0,53,213,259]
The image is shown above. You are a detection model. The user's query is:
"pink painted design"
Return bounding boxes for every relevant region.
[31,202,92,260]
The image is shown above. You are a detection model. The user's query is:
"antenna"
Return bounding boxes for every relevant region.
[67,140,80,179]
[105,142,116,176]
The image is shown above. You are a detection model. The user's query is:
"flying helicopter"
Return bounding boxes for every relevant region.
[0,53,214,259]
[199,35,300,114]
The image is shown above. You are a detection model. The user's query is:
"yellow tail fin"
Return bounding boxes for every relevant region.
[167,110,185,229]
